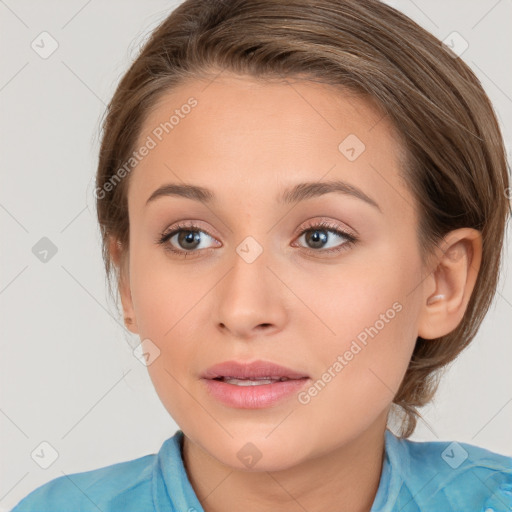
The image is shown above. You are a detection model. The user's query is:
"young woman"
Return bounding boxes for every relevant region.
[12,0,512,511]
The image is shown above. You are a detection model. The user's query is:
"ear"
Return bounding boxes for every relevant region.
[417,228,482,340]
[109,237,139,334]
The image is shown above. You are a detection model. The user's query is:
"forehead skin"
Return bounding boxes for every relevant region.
[128,72,417,239]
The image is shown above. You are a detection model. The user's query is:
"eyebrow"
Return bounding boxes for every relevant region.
[145,180,381,212]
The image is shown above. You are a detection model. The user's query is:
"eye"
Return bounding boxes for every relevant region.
[293,220,357,255]
[156,222,219,258]
[155,219,357,258]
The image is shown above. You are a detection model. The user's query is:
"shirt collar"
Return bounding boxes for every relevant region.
[371,429,408,511]
[153,430,205,512]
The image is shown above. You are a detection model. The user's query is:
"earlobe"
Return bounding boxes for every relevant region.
[108,237,139,334]
[417,228,482,340]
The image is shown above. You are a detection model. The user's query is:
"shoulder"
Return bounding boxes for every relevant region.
[389,432,512,512]
[10,452,156,512]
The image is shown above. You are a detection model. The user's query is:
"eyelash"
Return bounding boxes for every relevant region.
[155,220,357,259]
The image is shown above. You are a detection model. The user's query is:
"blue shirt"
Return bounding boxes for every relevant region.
[11,429,512,512]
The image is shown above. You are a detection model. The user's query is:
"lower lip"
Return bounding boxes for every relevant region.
[202,378,310,408]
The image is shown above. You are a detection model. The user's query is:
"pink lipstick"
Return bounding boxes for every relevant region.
[201,359,310,408]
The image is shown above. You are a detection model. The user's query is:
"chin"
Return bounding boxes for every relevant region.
[200,431,313,473]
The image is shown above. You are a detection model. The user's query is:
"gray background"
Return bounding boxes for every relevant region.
[1,0,511,510]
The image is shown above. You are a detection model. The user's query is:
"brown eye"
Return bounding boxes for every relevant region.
[294,221,357,255]
[175,230,203,251]
[157,223,219,257]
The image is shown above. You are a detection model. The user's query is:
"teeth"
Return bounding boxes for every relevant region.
[221,377,289,386]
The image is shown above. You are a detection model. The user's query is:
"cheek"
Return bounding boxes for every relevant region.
[127,245,207,396]
[293,287,419,439]
[299,245,421,395]
[129,246,202,339]
[129,254,202,422]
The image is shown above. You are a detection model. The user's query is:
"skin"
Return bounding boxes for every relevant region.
[110,72,482,512]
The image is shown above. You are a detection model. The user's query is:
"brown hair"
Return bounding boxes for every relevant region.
[95,0,511,437]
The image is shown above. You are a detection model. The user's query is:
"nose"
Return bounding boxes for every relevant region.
[213,245,288,340]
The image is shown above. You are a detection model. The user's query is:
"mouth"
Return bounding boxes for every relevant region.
[201,359,309,382]
[200,359,310,408]
[211,376,306,386]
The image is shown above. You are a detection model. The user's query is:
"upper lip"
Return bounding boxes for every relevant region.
[202,360,309,380]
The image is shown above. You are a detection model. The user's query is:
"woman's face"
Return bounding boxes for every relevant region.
[120,73,427,470]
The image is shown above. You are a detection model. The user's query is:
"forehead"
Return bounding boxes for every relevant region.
[129,73,411,216]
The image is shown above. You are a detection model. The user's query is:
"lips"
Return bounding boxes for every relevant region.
[201,359,309,381]
[201,359,311,408]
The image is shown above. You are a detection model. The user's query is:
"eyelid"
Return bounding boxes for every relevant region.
[293,217,357,239]
[160,219,218,239]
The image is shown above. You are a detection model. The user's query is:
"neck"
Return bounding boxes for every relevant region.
[182,412,388,512]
